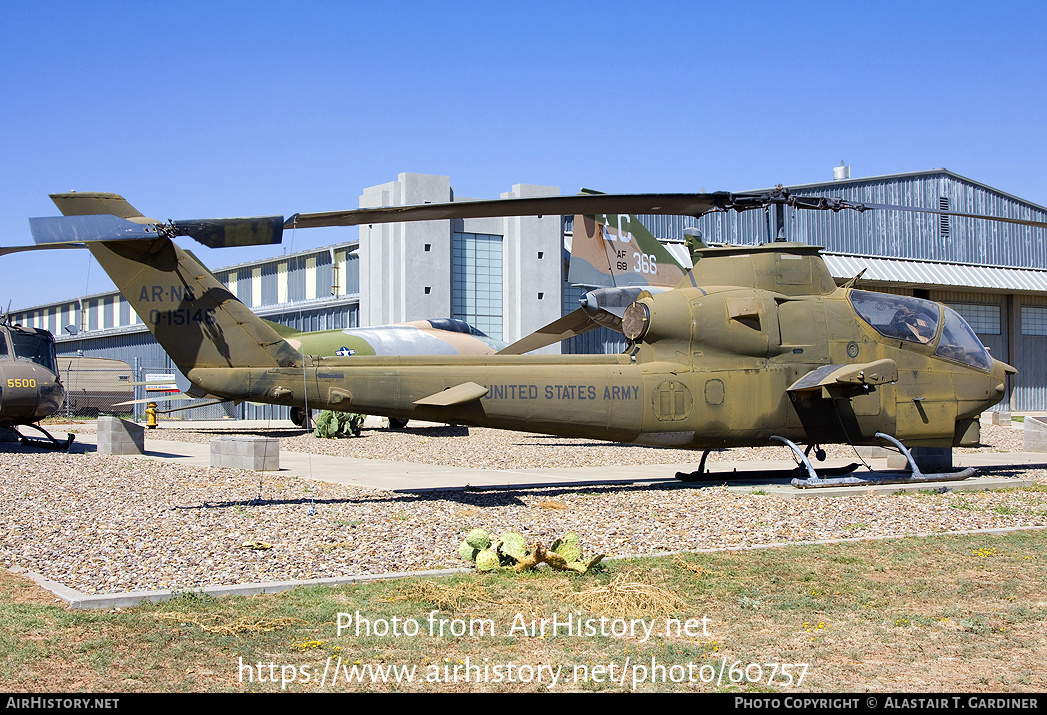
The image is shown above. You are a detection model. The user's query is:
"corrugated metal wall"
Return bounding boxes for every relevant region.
[31,243,361,422]
[743,172,1047,267]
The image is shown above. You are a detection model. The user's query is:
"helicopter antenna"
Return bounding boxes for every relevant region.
[841,268,867,289]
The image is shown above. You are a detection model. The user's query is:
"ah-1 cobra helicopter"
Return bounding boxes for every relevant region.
[21,188,1036,485]
[0,315,72,449]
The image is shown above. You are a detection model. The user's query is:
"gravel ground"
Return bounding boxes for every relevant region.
[1,423,1044,595]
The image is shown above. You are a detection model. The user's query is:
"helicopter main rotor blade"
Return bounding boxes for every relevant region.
[0,242,86,256]
[170,216,285,248]
[286,193,738,228]
[30,214,160,243]
[287,188,1047,232]
[846,201,1047,231]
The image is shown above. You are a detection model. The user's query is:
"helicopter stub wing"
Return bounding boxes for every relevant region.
[788,359,898,394]
[413,382,489,406]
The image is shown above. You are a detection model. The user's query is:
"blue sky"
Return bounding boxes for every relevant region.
[3,1,1046,309]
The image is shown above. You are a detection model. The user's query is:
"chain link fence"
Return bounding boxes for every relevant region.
[57,358,294,422]
[58,357,134,419]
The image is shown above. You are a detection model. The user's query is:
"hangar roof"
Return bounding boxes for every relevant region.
[823,251,1047,293]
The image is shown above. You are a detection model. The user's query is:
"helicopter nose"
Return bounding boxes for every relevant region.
[992,359,1017,399]
[35,380,66,419]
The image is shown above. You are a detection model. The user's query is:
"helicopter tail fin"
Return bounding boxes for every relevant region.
[82,238,303,374]
[567,190,687,289]
[48,193,301,374]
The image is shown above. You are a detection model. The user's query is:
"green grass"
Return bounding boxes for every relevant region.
[1,529,1045,692]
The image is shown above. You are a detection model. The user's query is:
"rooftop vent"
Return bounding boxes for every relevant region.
[833,161,850,181]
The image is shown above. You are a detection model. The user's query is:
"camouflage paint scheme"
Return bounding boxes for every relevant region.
[272,319,505,358]
[37,192,1013,451]
[567,206,687,289]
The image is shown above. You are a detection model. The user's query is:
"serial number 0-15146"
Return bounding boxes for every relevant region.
[148,308,217,326]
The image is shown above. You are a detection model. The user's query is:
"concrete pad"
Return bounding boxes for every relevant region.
[887,446,953,472]
[58,428,1047,497]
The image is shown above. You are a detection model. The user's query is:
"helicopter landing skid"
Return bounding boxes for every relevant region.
[790,467,976,488]
[17,424,75,451]
[789,431,976,488]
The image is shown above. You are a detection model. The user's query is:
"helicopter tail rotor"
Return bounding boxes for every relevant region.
[27,192,284,250]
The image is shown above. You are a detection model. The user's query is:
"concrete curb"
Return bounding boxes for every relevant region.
[13,524,1047,610]
[10,565,470,610]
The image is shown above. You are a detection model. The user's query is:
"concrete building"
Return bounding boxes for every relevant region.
[10,168,1047,416]
[357,173,563,343]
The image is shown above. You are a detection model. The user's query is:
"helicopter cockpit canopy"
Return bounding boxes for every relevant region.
[934,305,994,372]
[848,290,992,372]
[6,326,59,373]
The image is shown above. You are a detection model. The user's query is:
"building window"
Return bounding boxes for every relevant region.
[452,232,502,339]
[948,303,1001,335]
[1022,306,1047,336]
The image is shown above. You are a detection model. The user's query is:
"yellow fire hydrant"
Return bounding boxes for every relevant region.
[144,401,159,429]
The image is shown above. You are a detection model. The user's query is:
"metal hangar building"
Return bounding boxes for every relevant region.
[9,168,1047,416]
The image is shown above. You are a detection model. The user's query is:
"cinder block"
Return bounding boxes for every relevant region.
[992,411,1012,426]
[1023,416,1047,452]
[887,447,953,472]
[210,436,279,471]
[96,416,145,455]
[855,445,891,460]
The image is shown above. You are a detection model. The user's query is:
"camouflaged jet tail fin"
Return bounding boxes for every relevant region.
[496,308,600,355]
[568,190,688,289]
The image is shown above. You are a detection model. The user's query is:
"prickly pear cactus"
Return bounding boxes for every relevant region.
[459,529,604,574]
[498,531,528,562]
[555,541,583,564]
[475,549,501,572]
[459,540,480,563]
[465,529,491,550]
[313,410,364,438]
